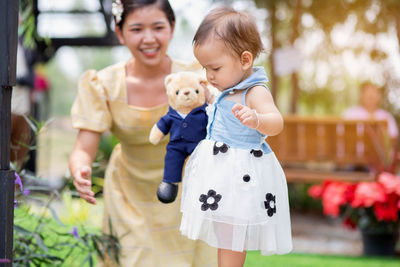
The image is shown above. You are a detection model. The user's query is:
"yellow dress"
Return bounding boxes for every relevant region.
[71,60,217,267]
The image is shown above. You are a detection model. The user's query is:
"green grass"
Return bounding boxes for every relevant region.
[245,251,400,267]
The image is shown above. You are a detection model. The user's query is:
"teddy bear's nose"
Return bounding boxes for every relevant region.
[184,91,190,95]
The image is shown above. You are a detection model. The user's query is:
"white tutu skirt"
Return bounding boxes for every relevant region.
[180,139,292,255]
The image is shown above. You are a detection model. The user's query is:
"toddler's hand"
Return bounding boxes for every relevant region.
[73,165,96,205]
[232,104,259,129]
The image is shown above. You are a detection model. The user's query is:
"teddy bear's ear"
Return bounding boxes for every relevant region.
[164,73,176,87]
[198,76,208,86]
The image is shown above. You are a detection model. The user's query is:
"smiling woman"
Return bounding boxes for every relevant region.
[68,0,217,266]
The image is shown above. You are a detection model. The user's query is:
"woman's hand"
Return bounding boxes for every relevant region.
[232,103,259,129]
[69,129,101,205]
[73,165,96,205]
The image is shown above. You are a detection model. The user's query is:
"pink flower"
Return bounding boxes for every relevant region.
[351,182,387,208]
[378,172,400,195]
[308,184,323,199]
[321,182,351,216]
[308,180,335,199]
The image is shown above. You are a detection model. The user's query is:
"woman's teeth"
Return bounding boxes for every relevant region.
[142,48,158,53]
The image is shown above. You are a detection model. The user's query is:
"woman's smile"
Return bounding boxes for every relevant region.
[140,47,160,57]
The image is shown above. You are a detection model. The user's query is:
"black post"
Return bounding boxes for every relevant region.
[0,0,19,266]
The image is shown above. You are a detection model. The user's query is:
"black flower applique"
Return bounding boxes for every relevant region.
[199,189,222,211]
[264,193,276,217]
[250,149,263,158]
[213,142,229,155]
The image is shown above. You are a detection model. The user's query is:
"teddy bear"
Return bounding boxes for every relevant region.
[149,71,209,204]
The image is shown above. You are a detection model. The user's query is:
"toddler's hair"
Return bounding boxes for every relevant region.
[193,6,263,58]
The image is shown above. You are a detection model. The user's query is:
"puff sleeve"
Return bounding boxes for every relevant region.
[71,70,112,133]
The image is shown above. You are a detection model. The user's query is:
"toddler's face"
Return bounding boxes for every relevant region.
[194,39,248,91]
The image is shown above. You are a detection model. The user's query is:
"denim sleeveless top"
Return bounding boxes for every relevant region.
[206,67,272,154]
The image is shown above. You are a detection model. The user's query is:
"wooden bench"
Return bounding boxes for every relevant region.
[266,116,388,183]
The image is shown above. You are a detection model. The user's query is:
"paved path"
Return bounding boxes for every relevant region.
[291,211,362,255]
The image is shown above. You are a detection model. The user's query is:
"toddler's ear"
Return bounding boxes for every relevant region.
[240,51,253,70]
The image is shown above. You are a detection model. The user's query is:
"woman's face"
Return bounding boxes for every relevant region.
[360,84,381,111]
[116,5,174,67]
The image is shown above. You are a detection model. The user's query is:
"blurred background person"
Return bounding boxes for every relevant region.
[343,82,398,144]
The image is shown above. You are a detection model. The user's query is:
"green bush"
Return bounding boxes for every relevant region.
[288,183,322,212]
[13,192,120,266]
[10,117,120,266]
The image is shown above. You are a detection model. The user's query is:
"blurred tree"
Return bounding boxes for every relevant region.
[304,0,399,115]
[251,0,400,115]
[20,0,400,118]
[256,0,280,100]
[254,0,303,112]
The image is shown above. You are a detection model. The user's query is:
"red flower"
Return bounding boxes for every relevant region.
[351,182,387,208]
[378,172,400,195]
[308,184,324,199]
[308,180,334,199]
[373,194,399,222]
[309,166,400,231]
[344,184,356,203]
[321,182,351,216]
[342,217,357,230]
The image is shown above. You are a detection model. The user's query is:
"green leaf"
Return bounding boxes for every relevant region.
[14,225,32,235]
[23,114,37,133]
[91,236,104,260]
[48,206,65,227]
[80,254,94,267]
[33,233,49,253]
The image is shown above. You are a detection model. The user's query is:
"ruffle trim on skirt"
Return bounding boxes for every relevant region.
[180,214,292,255]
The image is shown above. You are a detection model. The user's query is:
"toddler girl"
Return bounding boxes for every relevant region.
[179,6,292,266]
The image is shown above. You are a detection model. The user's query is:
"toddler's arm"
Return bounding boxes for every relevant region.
[232,85,283,136]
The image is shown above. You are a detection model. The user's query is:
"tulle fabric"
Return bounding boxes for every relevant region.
[180,139,292,255]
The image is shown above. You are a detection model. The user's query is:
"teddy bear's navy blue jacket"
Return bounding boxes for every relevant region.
[156,103,208,183]
[157,103,208,142]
